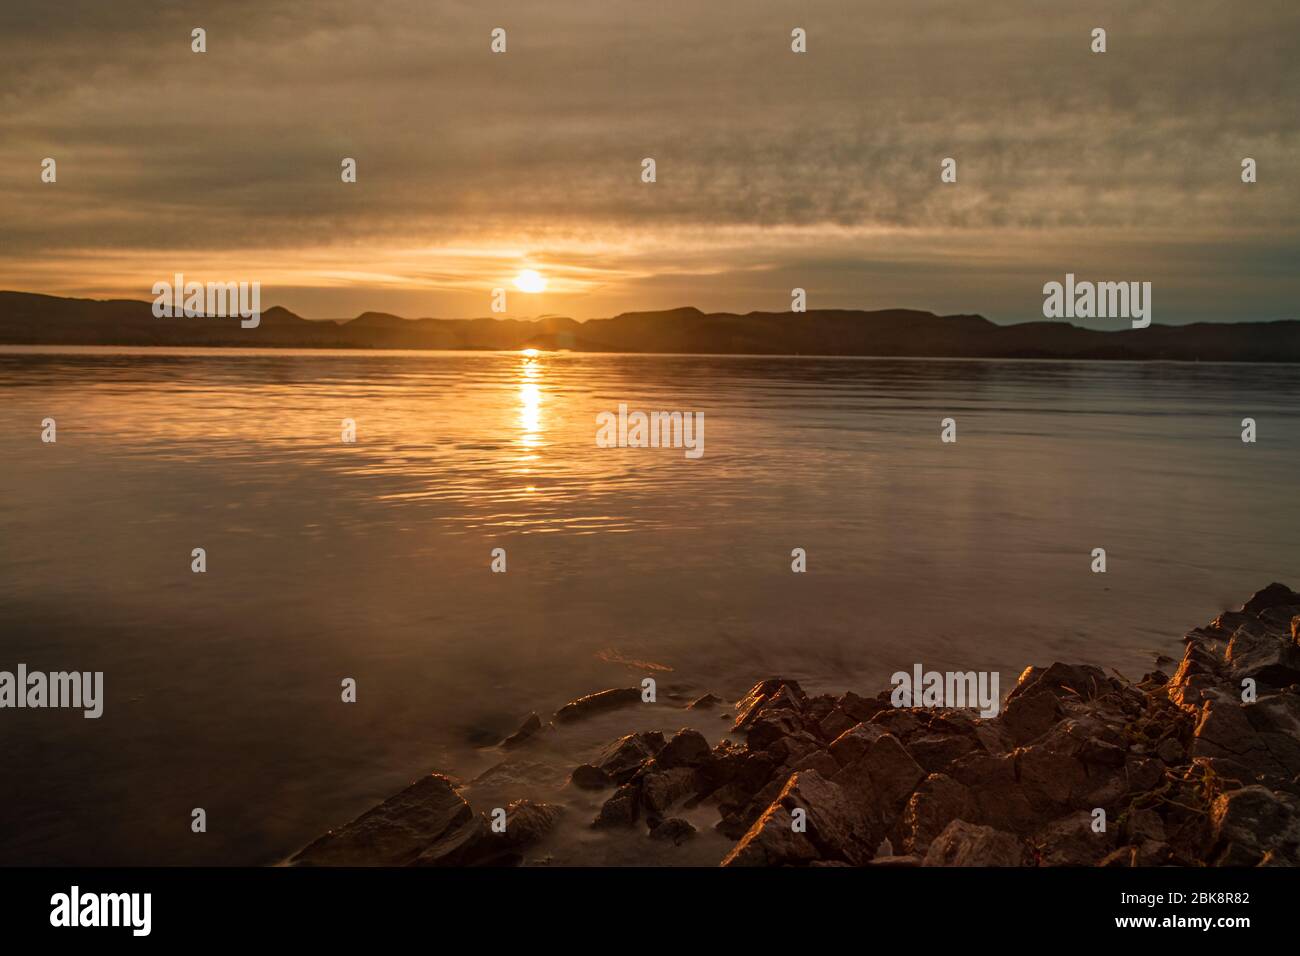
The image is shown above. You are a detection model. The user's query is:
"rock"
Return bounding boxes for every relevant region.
[649,817,697,845]
[497,800,562,848]
[658,729,712,768]
[592,783,640,829]
[830,723,926,814]
[838,691,888,724]
[1032,811,1116,866]
[720,804,818,867]
[1209,785,1300,866]
[641,766,699,816]
[722,770,876,866]
[412,813,494,866]
[922,820,1027,866]
[901,773,978,854]
[1001,689,1064,745]
[1156,737,1184,764]
[554,687,641,723]
[500,712,543,749]
[595,732,665,783]
[906,732,979,772]
[818,708,857,742]
[869,854,923,867]
[1226,623,1300,687]
[569,764,611,790]
[1241,583,1300,616]
[732,678,805,732]
[687,693,721,710]
[292,773,475,867]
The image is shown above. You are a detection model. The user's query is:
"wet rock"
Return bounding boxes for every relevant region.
[641,766,698,816]
[657,729,712,769]
[922,820,1027,867]
[554,687,642,723]
[500,712,543,749]
[292,773,475,867]
[592,783,640,829]
[649,817,697,845]
[413,813,494,866]
[569,763,611,790]
[732,678,805,732]
[497,800,562,849]
[595,732,665,783]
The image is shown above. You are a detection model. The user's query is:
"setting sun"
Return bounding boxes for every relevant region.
[514,269,547,294]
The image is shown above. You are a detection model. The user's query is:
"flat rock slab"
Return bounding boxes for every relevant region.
[291,773,474,867]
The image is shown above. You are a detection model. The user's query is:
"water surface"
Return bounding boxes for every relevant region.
[1,348,1296,864]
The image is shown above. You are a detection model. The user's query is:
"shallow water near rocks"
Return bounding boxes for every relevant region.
[0,347,1296,865]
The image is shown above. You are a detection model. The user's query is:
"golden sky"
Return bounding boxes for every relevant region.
[0,0,1296,323]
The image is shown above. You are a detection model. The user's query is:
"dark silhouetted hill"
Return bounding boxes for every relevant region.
[1,291,1297,361]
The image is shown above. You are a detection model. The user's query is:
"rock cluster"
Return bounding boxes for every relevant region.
[577,584,1300,866]
[292,584,1300,866]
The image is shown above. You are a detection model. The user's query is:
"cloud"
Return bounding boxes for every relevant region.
[0,0,1296,321]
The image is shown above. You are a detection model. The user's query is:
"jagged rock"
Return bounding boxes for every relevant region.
[732,678,805,732]
[948,752,1038,834]
[595,732,665,783]
[819,707,857,741]
[906,732,979,772]
[554,687,641,723]
[1002,689,1064,745]
[720,804,817,867]
[649,817,697,844]
[838,690,888,724]
[901,773,978,854]
[1242,583,1300,616]
[1209,785,1300,866]
[292,773,476,867]
[500,712,542,749]
[1227,623,1300,687]
[922,820,1027,866]
[641,765,698,816]
[721,770,877,866]
[658,729,712,768]
[830,723,927,816]
[592,783,640,828]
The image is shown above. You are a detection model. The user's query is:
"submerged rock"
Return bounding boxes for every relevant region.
[554,687,642,723]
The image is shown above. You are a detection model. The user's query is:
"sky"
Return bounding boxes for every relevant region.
[0,0,1296,324]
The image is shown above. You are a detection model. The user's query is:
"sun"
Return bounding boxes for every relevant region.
[514,269,547,294]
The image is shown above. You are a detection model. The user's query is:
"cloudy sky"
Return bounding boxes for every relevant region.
[0,0,1296,323]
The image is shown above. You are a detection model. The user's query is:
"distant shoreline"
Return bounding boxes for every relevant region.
[5,343,1300,366]
[3,291,1298,362]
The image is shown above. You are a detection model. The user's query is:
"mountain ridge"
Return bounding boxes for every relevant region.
[1,291,1297,361]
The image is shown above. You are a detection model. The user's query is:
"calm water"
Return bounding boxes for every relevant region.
[0,347,1296,865]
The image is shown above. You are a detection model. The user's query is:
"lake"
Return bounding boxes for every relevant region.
[0,347,1296,864]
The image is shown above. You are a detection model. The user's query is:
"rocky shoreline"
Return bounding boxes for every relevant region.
[290,584,1300,867]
